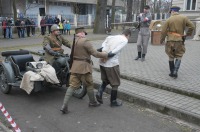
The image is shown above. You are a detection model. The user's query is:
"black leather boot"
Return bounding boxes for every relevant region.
[173,59,181,78]
[96,82,108,104]
[169,61,174,77]
[141,54,145,62]
[110,90,122,107]
[134,52,141,60]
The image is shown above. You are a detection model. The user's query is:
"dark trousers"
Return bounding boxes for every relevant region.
[17,28,21,38]
[3,29,6,38]
[67,29,70,35]
[48,25,52,34]
[31,27,35,35]
[26,27,30,37]
[41,26,45,35]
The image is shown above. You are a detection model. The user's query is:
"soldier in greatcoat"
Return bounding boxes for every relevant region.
[160,6,195,78]
[60,27,114,114]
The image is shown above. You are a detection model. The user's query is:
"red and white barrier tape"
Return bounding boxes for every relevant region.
[0,102,21,132]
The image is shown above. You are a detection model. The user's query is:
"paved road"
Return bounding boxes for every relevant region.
[0,74,198,132]
[0,30,200,131]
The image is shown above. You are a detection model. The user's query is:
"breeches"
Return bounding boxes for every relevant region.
[137,28,150,54]
[69,73,93,91]
[165,41,185,60]
[100,65,120,90]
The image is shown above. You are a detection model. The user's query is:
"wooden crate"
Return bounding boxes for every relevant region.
[151,31,161,45]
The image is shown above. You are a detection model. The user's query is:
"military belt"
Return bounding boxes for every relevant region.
[52,47,62,51]
[73,57,91,64]
[168,32,184,37]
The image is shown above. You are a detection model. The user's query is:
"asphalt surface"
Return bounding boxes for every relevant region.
[0,75,199,132]
[0,30,200,131]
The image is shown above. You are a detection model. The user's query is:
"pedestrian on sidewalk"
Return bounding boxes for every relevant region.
[96,29,131,107]
[25,17,31,37]
[60,27,110,114]
[160,6,195,78]
[65,21,71,35]
[135,5,152,62]
[20,20,26,38]
[42,24,71,72]
[2,18,7,38]
[6,17,13,39]
[31,19,36,36]
[15,18,21,38]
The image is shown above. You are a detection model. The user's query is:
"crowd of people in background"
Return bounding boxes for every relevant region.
[1,15,71,39]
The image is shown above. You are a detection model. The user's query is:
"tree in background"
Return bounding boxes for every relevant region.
[126,0,133,22]
[93,0,107,34]
[111,0,116,29]
[13,0,17,21]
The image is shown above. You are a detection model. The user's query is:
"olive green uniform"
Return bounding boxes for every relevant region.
[160,11,194,78]
[160,12,194,60]
[43,34,71,64]
[61,35,108,113]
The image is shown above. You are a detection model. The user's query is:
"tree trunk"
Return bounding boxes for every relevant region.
[13,0,17,21]
[140,0,146,13]
[126,0,133,22]
[93,0,107,34]
[111,0,115,29]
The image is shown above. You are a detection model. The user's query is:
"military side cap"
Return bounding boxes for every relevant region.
[144,5,150,9]
[75,27,87,35]
[170,6,180,11]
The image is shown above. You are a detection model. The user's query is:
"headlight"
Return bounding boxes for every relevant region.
[36,63,43,69]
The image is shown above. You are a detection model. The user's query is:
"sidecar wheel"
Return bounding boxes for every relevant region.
[73,84,87,99]
[0,66,12,94]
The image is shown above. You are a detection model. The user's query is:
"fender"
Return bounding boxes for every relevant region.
[0,61,15,83]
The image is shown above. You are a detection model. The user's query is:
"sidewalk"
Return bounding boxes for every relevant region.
[0,30,200,126]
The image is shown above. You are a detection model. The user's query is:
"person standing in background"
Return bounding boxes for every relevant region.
[134,5,152,62]
[2,18,7,38]
[31,19,36,36]
[160,6,195,79]
[15,18,21,38]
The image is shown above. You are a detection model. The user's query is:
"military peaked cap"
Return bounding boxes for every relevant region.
[144,5,150,9]
[170,6,180,11]
[75,27,87,35]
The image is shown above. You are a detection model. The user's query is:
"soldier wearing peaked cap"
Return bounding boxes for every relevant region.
[42,24,71,72]
[160,6,195,79]
[60,27,112,114]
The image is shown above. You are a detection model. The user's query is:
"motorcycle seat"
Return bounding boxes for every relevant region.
[10,54,35,78]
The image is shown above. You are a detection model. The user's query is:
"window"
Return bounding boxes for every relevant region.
[186,0,196,10]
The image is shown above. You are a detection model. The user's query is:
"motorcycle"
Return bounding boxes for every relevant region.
[0,50,87,99]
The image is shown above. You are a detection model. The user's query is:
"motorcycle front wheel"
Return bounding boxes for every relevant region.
[73,84,87,99]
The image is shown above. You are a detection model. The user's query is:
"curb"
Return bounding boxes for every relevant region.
[93,82,200,126]
[0,122,10,132]
[93,67,200,100]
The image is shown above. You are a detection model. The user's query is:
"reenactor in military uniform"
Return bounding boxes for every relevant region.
[60,27,114,114]
[135,5,152,62]
[160,6,195,78]
[43,24,71,72]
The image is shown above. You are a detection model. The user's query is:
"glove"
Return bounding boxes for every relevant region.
[107,51,115,58]
[54,52,61,57]
[97,47,103,52]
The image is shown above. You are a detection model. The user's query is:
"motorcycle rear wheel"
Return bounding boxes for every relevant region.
[73,84,87,99]
[0,66,12,94]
